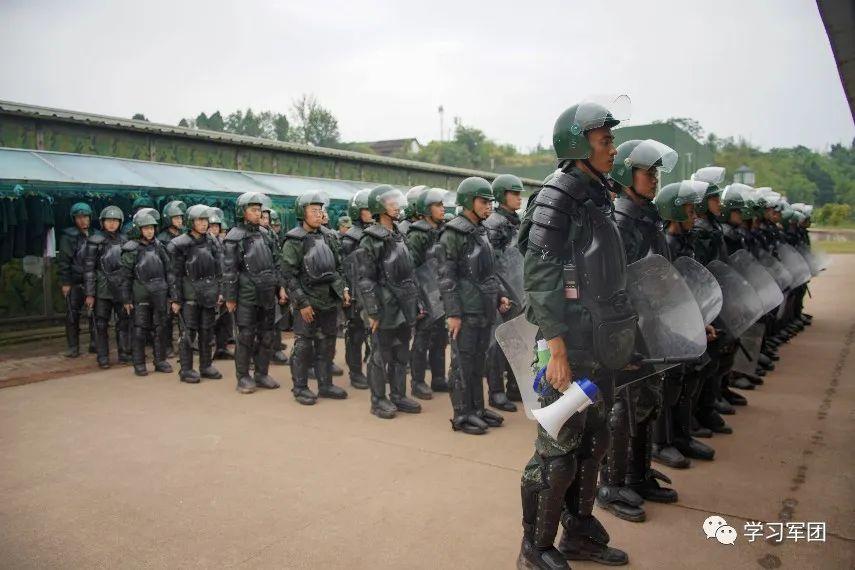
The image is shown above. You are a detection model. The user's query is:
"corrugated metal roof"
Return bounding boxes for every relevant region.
[0,146,410,200]
[0,100,540,185]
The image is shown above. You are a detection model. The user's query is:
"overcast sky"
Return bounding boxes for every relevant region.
[1,0,852,152]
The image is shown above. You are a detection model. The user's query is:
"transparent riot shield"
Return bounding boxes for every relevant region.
[797,244,830,276]
[494,315,542,419]
[707,260,765,338]
[494,238,526,310]
[809,245,832,272]
[757,249,793,292]
[728,250,784,314]
[414,258,444,324]
[778,243,812,288]
[625,254,707,363]
[732,322,765,377]
[673,256,723,326]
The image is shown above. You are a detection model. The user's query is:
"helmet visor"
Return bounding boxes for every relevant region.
[378,188,407,219]
[627,139,678,173]
[676,180,708,205]
[692,167,726,186]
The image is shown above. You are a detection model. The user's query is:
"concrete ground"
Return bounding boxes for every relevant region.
[1,258,853,569]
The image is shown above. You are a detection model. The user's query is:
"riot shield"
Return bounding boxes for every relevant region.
[777,243,812,288]
[797,244,830,276]
[494,237,526,310]
[732,322,764,377]
[757,249,793,291]
[625,254,707,363]
[494,315,541,419]
[809,245,832,272]
[728,250,784,314]
[706,260,764,338]
[796,245,820,277]
[414,258,444,324]
[673,256,723,326]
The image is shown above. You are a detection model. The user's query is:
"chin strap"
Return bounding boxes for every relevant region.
[581,158,613,189]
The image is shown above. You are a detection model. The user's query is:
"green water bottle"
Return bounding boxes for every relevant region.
[536,339,551,369]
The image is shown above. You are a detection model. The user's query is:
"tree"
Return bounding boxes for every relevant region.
[290,94,340,147]
[653,117,705,141]
[132,113,149,122]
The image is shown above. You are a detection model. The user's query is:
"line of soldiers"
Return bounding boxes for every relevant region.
[56,175,532,424]
[512,100,819,568]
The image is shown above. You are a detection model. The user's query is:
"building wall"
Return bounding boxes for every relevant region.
[613,123,715,185]
[0,111,539,193]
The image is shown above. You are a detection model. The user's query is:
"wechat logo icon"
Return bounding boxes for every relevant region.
[703,515,738,545]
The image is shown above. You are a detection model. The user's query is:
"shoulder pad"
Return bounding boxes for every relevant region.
[693,218,713,232]
[613,197,639,220]
[544,170,589,202]
[482,212,507,231]
[88,233,106,244]
[121,240,139,252]
[319,226,336,236]
[409,219,432,233]
[285,226,308,240]
[344,226,364,242]
[364,224,391,240]
[62,227,79,237]
[170,234,191,249]
[534,186,579,217]
[444,216,475,234]
[224,227,247,242]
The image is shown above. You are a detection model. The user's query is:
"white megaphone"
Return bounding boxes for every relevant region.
[532,379,599,439]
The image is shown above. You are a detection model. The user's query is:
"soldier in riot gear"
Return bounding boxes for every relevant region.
[168,205,223,383]
[208,208,235,360]
[352,185,423,419]
[406,187,450,400]
[340,190,373,390]
[281,192,350,405]
[158,200,187,356]
[596,139,681,524]
[262,203,290,366]
[84,205,131,368]
[58,202,95,357]
[655,183,717,463]
[269,209,283,241]
[690,167,734,435]
[484,174,525,412]
[516,101,632,568]
[158,200,186,243]
[440,177,511,434]
[122,196,156,235]
[399,185,428,235]
[119,209,175,376]
[223,192,287,394]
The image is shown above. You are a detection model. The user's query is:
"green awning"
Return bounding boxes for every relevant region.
[0,147,390,201]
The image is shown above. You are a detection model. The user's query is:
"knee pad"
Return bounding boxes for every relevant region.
[258,329,275,349]
[237,327,256,348]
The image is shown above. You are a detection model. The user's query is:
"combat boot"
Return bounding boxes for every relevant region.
[390,363,421,413]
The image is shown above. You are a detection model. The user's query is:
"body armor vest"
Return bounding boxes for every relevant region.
[134,241,169,295]
[180,235,220,307]
[302,232,337,285]
[614,197,669,262]
[530,170,638,370]
[100,232,127,297]
[366,225,418,325]
[241,227,278,303]
[665,232,695,260]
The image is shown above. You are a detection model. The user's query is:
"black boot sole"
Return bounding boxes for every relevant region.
[596,499,646,523]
